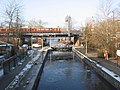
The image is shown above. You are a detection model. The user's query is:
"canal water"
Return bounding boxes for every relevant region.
[37,51,116,90]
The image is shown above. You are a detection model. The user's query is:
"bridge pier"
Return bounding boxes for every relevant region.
[21,33,80,47]
[74,36,81,46]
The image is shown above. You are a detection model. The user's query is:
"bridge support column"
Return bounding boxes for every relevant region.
[74,36,81,46]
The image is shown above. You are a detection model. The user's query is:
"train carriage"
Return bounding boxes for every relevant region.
[0,27,61,34]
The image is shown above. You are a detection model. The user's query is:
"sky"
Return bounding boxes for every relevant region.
[0,0,120,27]
[24,0,99,27]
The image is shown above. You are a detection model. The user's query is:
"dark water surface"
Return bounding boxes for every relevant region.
[37,51,116,90]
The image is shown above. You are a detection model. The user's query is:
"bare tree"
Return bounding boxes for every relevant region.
[0,22,5,28]
[98,0,120,56]
[98,0,114,19]
[83,0,120,57]
[3,0,23,44]
[14,8,24,47]
[28,19,47,29]
[83,19,94,53]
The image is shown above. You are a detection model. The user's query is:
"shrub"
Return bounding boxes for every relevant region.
[97,49,104,58]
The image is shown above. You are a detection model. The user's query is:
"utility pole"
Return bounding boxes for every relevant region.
[42,34,43,49]
[16,10,20,47]
[85,36,87,54]
[85,23,88,54]
[50,35,51,48]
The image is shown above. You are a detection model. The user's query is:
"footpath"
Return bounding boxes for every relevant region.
[15,47,49,90]
[75,47,120,76]
[0,49,37,90]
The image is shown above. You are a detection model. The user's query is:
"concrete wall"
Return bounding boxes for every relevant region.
[72,48,120,90]
[32,49,49,90]
[74,37,81,46]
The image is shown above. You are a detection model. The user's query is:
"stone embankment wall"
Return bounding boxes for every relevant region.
[32,49,49,90]
[73,48,120,90]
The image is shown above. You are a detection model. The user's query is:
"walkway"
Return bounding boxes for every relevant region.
[0,49,37,90]
[15,47,49,90]
[75,47,120,76]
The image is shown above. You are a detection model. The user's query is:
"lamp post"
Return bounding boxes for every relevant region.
[84,24,88,54]
[85,36,88,54]
[73,36,74,47]
[31,36,32,48]
[49,34,51,48]
[42,34,43,49]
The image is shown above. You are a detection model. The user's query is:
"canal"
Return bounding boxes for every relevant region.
[37,51,116,90]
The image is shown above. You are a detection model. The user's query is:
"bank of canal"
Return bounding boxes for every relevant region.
[37,51,116,90]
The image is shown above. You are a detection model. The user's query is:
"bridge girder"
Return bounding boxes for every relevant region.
[21,32,80,37]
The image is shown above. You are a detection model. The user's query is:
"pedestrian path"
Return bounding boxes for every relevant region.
[0,49,37,90]
[75,47,120,76]
[16,48,49,90]
[5,50,41,90]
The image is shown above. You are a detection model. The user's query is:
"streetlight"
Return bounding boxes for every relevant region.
[31,36,33,49]
[42,34,43,49]
[84,23,88,54]
[85,35,88,54]
[73,36,74,47]
[50,35,51,48]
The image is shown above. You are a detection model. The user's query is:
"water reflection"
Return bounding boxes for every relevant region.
[37,51,116,90]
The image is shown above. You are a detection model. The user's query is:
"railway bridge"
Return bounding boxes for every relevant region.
[0,28,81,46]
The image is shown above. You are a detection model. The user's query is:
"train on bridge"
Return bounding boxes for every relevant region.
[0,27,61,33]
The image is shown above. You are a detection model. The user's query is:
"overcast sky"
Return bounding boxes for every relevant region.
[0,0,120,27]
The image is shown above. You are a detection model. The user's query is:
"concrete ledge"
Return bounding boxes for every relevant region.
[32,49,49,90]
[72,47,120,90]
